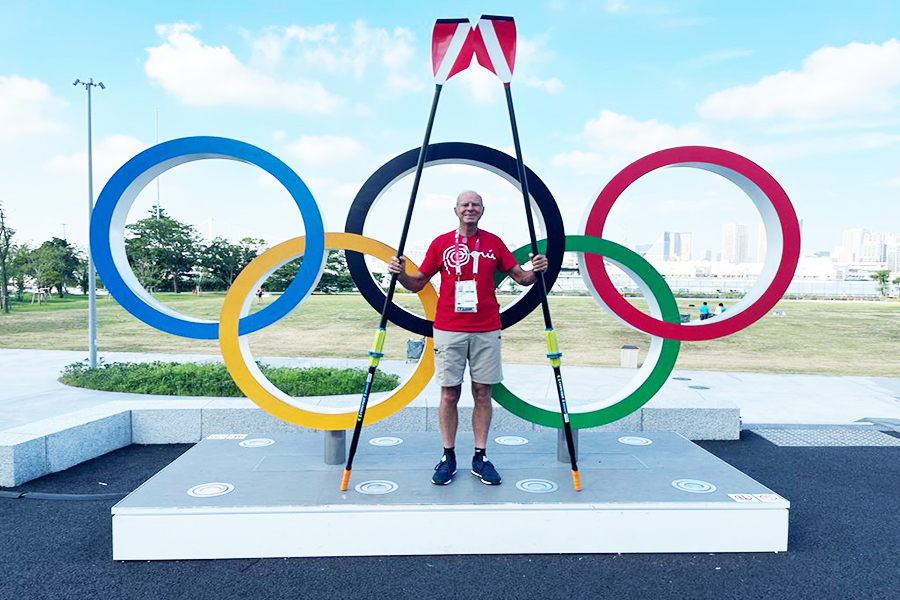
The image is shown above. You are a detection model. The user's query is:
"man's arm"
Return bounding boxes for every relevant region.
[388,256,431,292]
[506,253,548,286]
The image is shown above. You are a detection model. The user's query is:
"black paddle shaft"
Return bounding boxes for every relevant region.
[344,83,443,478]
[503,83,579,473]
[379,84,443,330]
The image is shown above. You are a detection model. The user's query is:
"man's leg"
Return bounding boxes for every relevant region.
[431,384,461,485]
[471,382,493,449]
[439,384,462,448]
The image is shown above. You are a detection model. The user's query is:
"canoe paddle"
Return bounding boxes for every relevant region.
[474,14,582,491]
[341,19,477,491]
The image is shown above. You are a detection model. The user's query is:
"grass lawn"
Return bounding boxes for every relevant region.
[1,291,898,377]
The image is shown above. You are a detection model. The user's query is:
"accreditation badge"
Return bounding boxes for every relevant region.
[454,280,478,313]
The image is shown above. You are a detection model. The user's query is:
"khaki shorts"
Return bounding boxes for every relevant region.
[433,329,503,387]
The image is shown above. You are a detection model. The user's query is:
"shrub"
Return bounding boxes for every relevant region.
[59,360,400,397]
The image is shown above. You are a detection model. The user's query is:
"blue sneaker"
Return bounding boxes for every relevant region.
[471,456,502,485]
[432,455,456,485]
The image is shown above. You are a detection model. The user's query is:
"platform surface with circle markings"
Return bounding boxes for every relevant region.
[111,431,788,559]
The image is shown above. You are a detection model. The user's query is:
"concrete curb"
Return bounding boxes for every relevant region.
[0,396,739,487]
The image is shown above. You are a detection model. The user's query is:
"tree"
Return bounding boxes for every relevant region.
[10,243,31,301]
[0,205,13,312]
[259,251,356,294]
[31,237,81,297]
[265,259,300,292]
[871,269,890,297]
[125,207,201,293]
[71,246,95,295]
[316,250,356,293]
[199,236,265,291]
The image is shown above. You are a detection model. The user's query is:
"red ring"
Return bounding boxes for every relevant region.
[583,146,800,341]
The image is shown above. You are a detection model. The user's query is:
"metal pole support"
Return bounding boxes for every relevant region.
[324,430,346,465]
[557,428,578,464]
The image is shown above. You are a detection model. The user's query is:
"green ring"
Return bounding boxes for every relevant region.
[492,235,681,429]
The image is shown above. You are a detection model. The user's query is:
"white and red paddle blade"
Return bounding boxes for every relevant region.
[432,18,476,85]
[473,15,516,83]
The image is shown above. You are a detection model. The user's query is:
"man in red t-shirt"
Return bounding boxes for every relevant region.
[389,190,548,486]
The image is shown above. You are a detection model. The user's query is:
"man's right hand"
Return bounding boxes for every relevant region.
[388,256,405,275]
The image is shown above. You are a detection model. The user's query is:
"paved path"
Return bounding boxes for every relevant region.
[3,348,900,433]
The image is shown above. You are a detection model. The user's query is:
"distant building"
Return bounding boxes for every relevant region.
[860,231,886,263]
[886,234,900,272]
[721,223,749,264]
[639,231,691,261]
[757,223,767,264]
[672,232,691,261]
[839,228,867,263]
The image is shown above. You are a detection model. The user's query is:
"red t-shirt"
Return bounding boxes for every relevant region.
[419,229,519,332]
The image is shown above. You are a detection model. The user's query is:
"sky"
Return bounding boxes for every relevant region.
[1,0,898,263]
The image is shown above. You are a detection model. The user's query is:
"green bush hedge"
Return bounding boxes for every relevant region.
[59,361,400,397]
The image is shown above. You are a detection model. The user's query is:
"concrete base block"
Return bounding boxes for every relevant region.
[363,406,428,433]
[130,400,206,444]
[642,396,740,440]
[0,388,741,486]
[201,400,303,437]
[590,411,643,433]
[45,410,132,472]
[0,433,48,487]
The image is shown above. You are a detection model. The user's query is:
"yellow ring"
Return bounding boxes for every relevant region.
[219,232,437,430]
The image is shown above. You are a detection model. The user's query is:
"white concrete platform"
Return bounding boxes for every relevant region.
[111,431,789,559]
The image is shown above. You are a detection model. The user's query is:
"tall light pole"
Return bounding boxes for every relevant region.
[73,78,104,368]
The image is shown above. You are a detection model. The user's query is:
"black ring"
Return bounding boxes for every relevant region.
[344,142,565,337]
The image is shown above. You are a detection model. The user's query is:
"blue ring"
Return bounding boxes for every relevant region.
[90,136,326,339]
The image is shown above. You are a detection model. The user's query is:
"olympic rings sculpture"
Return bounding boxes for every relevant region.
[91,137,800,431]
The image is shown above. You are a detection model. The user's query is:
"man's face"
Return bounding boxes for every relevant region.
[455,193,484,227]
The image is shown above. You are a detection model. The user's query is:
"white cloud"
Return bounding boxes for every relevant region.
[887,177,900,187]
[0,76,68,140]
[44,135,147,181]
[551,150,614,174]
[249,24,337,65]
[285,134,364,166]
[551,110,713,175]
[514,37,564,95]
[552,110,711,174]
[256,173,280,188]
[145,23,344,113]
[749,131,900,162]
[524,76,564,94]
[699,39,900,121]
[241,20,425,98]
[457,59,502,104]
[583,110,708,153]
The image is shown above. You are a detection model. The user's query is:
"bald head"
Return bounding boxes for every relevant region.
[455,190,484,232]
[457,190,483,205]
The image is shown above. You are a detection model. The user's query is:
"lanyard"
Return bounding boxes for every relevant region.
[453,230,480,280]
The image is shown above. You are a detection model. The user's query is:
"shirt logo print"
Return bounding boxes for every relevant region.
[442,244,496,270]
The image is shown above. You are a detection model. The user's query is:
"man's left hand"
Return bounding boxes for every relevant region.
[530,253,548,273]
